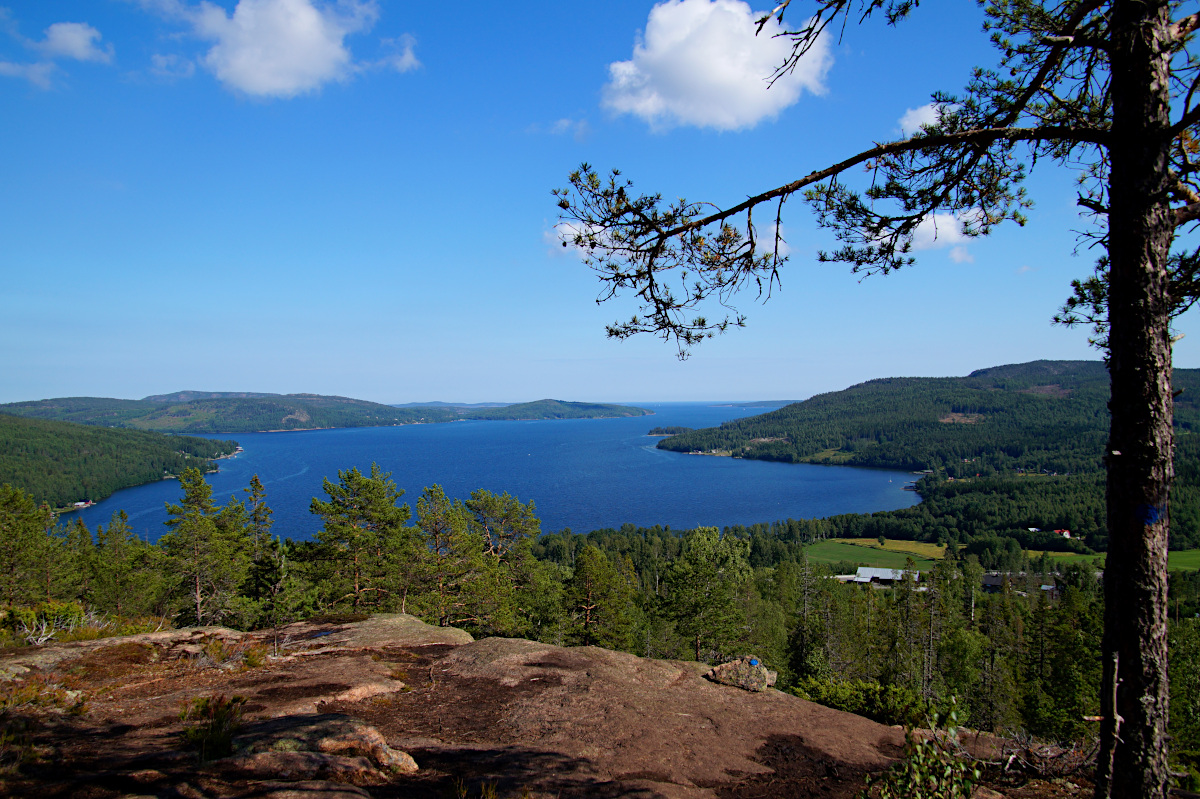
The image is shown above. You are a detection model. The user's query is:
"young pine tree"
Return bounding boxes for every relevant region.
[160,468,251,625]
[309,464,412,611]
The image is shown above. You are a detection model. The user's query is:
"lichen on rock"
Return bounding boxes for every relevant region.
[704,656,778,692]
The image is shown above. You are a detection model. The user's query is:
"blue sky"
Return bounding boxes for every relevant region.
[3,0,1195,405]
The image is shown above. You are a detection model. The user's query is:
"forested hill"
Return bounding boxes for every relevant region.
[0,394,459,434]
[0,395,652,432]
[660,360,1200,477]
[0,414,236,507]
[463,399,652,420]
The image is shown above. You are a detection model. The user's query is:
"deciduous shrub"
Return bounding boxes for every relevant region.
[859,701,980,799]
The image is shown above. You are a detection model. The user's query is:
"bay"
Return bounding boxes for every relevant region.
[64,402,920,541]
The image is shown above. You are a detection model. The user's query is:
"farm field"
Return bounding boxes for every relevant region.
[803,537,1200,572]
[804,538,940,571]
[1029,550,1200,570]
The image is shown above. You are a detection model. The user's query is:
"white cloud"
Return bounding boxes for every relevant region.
[0,16,113,88]
[37,22,113,63]
[136,0,415,97]
[898,103,939,136]
[191,0,379,97]
[0,59,55,88]
[603,0,831,131]
[910,211,976,262]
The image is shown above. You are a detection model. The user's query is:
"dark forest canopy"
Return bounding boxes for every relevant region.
[0,394,652,433]
[649,426,693,436]
[0,415,236,507]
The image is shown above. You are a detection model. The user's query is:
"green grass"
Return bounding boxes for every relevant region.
[804,540,938,571]
[829,538,947,560]
[1012,549,1200,571]
[1169,550,1200,571]
[804,538,1200,573]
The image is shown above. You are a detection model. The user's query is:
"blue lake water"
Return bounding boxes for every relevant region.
[64,402,920,542]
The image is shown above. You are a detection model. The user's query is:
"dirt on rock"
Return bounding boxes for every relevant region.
[0,614,1092,798]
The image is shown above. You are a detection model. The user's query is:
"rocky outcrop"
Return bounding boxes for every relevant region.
[703,655,778,692]
[232,713,418,776]
[0,615,921,799]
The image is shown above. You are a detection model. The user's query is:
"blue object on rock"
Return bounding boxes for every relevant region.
[749,658,759,666]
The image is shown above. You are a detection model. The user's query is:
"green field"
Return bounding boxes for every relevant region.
[1029,550,1200,570]
[805,537,1200,573]
[804,539,938,571]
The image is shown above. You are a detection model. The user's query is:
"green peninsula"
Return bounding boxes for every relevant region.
[659,360,1200,551]
[0,414,237,508]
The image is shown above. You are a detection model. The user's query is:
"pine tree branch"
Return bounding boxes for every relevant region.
[655,125,1108,242]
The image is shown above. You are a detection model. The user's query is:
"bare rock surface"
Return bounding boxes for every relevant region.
[233,713,418,776]
[0,614,1087,798]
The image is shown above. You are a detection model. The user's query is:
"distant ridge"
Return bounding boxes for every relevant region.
[0,393,653,432]
[466,399,653,421]
[142,390,284,402]
[657,359,1179,476]
[392,401,511,409]
[0,393,457,433]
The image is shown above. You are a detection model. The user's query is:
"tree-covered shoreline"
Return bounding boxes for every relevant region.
[0,415,237,508]
[658,361,1200,552]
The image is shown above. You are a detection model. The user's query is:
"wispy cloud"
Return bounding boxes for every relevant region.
[528,117,591,142]
[603,0,832,131]
[374,33,419,73]
[0,59,56,88]
[149,52,195,79]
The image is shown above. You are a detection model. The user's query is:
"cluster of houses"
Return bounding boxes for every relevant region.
[1029,527,1073,538]
[834,567,1062,597]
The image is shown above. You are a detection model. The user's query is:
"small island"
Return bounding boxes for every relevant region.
[648,426,693,436]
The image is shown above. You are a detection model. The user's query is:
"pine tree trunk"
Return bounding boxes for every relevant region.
[1095,2,1174,795]
[193,573,202,626]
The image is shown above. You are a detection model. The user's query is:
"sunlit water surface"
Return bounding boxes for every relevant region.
[65,402,919,542]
